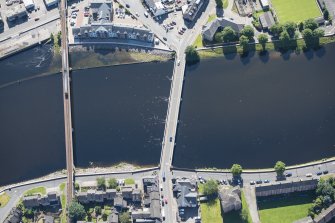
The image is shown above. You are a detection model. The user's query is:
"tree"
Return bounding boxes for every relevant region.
[68,201,86,221]
[302,28,314,44]
[231,164,243,177]
[203,179,219,198]
[279,30,291,49]
[274,161,286,176]
[239,35,249,53]
[50,33,54,43]
[119,212,131,223]
[95,206,102,215]
[298,22,304,31]
[323,9,330,21]
[257,33,268,51]
[108,178,118,189]
[185,45,200,64]
[284,21,297,38]
[97,177,106,190]
[222,26,237,42]
[75,183,80,191]
[304,18,318,31]
[214,31,224,42]
[313,28,325,38]
[269,23,283,37]
[240,25,255,41]
[215,0,223,8]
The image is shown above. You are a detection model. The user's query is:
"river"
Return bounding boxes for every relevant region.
[174,44,335,169]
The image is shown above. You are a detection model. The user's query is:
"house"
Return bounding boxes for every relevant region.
[131,208,151,220]
[22,0,35,9]
[255,179,318,197]
[22,195,40,208]
[173,179,197,208]
[121,186,133,200]
[106,188,117,200]
[44,0,58,8]
[132,189,142,202]
[144,0,167,16]
[259,11,275,30]
[4,208,22,223]
[218,186,242,213]
[202,17,244,41]
[44,215,54,223]
[259,0,269,9]
[108,210,119,223]
[95,190,105,202]
[76,191,89,204]
[6,4,27,22]
[90,0,113,23]
[183,0,207,22]
[72,24,154,43]
[114,195,127,211]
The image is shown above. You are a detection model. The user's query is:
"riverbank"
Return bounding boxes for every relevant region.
[197,36,335,59]
[69,45,174,70]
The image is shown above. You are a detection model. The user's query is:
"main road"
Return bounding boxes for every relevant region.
[59,0,74,219]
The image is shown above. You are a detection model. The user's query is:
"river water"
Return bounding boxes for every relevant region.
[71,62,173,167]
[1,43,335,186]
[174,44,335,169]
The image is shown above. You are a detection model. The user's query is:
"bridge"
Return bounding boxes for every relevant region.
[59,0,74,219]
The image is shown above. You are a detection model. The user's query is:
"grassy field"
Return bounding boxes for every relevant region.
[24,186,46,196]
[0,192,10,208]
[258,191,316,223]
[124,178,135,185]
[201,198,223,223]
[59,183,67,223]
[271,0,321,23]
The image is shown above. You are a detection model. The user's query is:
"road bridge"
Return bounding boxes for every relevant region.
[59,0,74,220]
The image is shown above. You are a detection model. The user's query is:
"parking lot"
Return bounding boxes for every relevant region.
[0,0,58,33]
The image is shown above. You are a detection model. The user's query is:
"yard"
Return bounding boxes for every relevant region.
[24,187,46,196]
[0,192,10,208]
[258,191,316,223]
[271,0,321,23]
[200,198,223,223]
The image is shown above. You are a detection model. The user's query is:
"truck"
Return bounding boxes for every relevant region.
[161,209,165,221]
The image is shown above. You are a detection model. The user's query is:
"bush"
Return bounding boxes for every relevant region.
[108,178,118,189]
[68,201,86,221]
[185,46,200,64]
[231,164,243,177]
[203,180,219,198]
[274,161,286,176]
[97,177,106,190]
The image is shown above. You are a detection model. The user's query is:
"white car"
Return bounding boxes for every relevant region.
[177,60,180,66]
[306,173,313,177]
[144,12,148,17]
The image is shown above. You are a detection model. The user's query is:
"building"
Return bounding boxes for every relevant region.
[259,0,269,9]
[183,0,207,22]
[72,0,154,44]
[202,17,244,41]
[255,179,318,197]
[4,208,22,223]
[6,4,27,22]
[90,0,113,23]
[22,192,61,209]
[114,194,127,211]
[44,0,59,8]
[173,179,197,208]
[218,186,242,213]
[259,11,275,30]
[22,0,35,9]
[144,0,167,16]
[317,0,335,18]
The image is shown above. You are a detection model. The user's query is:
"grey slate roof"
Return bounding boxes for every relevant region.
[202,18,244,41]
[173,180,197,208]
[259,11,275,29]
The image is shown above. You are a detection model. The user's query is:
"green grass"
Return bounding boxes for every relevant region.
[222,0,229,9]
[201,199,223,223]
[124,178,135,185]
[193,35,204,48]
[271,0,321,23]
[59,183,67,223]
[258,191,316,223]
[0,192,10,208]
[208,14,217,23]
[24,187,46,196]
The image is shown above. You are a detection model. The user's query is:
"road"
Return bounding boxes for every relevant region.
[60,0,74,219]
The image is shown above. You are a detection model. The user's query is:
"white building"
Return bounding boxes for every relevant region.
[144,0,167,16]
[22,0,35,9]
[44,0,59,7]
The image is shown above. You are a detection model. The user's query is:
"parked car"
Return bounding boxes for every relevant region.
[177,60,180,66]
[163,37,167,41]
[250,181,255,185]
[285,172,292,177]
[306,173,313,177]
[323,170,329,174]
[316,171,322,176]
[164,198,168,204]
[256,180,262,184]
[125,3,130,8]
[144,12,148,17]
[264,179,270,183]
